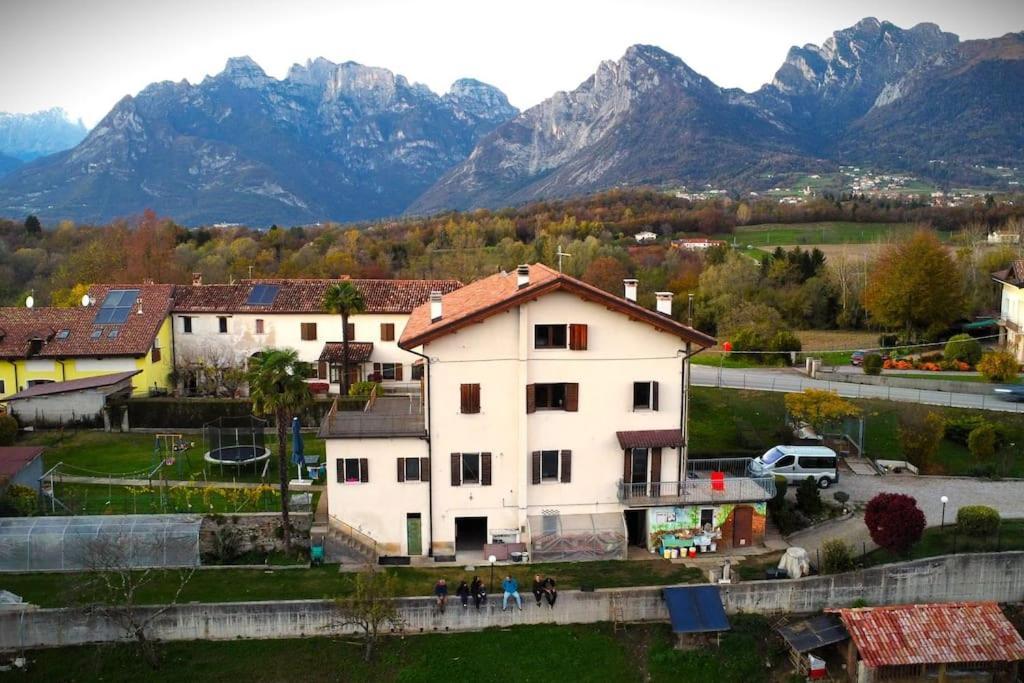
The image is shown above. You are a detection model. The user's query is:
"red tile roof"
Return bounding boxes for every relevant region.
[172,279,462,314]
[318,342,374,364]
[400,263,716,349]
[836,603,1024,668]
[3,371,140,401]
[992,259,1024,286]
[0,447,44,482]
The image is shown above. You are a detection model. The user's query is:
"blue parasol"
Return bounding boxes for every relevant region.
[291,416,304,465]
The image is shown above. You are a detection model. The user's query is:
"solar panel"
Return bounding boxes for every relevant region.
[94,289,139,325]
[662,586,730,634]
[246,284,279,306]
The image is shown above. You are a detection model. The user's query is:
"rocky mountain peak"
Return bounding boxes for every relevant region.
[444,79,518,124]
[218,56,272,89]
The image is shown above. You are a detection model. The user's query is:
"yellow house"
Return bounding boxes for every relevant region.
[993,261,1024,361]
[0,284,175,400]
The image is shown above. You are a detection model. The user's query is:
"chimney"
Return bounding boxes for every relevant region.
[516,264,530,289]
[192,272,203,286]
[655,291,673,316]
[430,290,443,322]
[623,279,638,302]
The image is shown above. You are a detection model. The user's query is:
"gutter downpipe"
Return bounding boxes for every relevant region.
[679,343,707,488]
[405,347,434,557]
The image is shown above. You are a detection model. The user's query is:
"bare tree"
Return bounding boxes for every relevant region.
[70,533,195,668]
[328,563,405,662]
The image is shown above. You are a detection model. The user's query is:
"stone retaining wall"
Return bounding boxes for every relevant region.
[199,513,312,561]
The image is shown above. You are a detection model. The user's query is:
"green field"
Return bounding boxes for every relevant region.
[723,221,928,247]
[15,617,782,683]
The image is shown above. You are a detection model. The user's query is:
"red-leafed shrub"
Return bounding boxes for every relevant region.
[864,493,926,555]
[308,382,330,395]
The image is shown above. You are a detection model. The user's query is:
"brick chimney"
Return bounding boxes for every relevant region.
[191,272,203,286]
[623,279,638,302]
[430,291,443,322]
[516,264,530,289]
[655,292,673,316]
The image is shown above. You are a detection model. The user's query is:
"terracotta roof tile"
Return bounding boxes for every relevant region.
[835,602,1024,668]
[616,429,684,449]
[318,342,374,364]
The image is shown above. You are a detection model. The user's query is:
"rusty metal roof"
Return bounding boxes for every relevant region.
[616,429,684,449]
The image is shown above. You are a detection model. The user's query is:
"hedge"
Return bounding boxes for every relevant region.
[956,505,1000,536]
[114,398,337,429]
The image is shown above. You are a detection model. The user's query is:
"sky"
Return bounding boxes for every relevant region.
[1,0,1022,127]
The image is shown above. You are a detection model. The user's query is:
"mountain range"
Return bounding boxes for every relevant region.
[0,17,1021,225]
[0,108,87,172]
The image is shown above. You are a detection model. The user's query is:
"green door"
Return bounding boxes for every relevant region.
[406,514,422,555]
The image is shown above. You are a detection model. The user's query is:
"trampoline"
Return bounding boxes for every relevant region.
[203,444,271,465]
[203,415,270,474]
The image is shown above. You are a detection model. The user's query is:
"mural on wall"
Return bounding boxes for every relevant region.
[646,503,767,550]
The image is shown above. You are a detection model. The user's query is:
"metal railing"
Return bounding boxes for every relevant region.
[328,514,380,562]
[319,396,426,437]
[617,475,776,506]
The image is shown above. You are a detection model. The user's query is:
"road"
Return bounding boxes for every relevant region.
[690,365,1024,413]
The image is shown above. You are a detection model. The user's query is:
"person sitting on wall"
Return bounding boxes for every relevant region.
[471,575,487,609]
[456,579,471,609]
[532,574,545,606]
[542,576,557,608]
[501,575,522,611]
[434,578,448,613]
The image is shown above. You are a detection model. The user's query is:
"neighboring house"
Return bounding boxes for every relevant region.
[988,231,1020,244]
[834,602,1024,682]
[670,238,727,251]
[3,370,139,428]
[634,231,658,243]
[171,276,461,394]
[992,261,1024,361]
[320,264,775,560]
[0,284,174,400]
[0,446,44,493]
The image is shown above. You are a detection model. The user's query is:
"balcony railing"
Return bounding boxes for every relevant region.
[318,394,426,438]
[617,476,776,506]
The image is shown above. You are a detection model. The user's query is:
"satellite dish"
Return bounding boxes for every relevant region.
[25,295,34,309]
[81,294,92,307]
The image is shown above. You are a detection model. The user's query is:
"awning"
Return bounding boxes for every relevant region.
[616,429,683,449]
[663,586,730,634]
[961,318,998,330]
[318,342,373,364]
[776,614,849,653]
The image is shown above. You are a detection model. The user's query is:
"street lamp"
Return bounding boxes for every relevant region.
[940,495,949,529]
[488,554,497,594]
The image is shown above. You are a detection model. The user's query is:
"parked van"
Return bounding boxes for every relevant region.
[748,445,839,489]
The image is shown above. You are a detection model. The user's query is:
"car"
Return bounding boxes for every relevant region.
[850,350,889,366]
[748,445,839,489]
[993,385,1024,402]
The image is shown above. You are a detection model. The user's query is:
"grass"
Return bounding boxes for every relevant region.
[19,619,782,683]
[887,372,1022,384]
[726,221,923,247]
[43,482,313,516]
[863,519,1024,567]
[0,559,704,608]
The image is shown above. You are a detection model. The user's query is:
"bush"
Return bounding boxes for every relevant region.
[864,493,926,555]
[0,415,17,446]
[731,326,770,363]
[920,351,944,364]
[348,381,379,397]
[0,484,37,516]
[820,539,856,574]
[898,409,945,471]
[862,353,883,375]
[833,491,850,506]
[956,505,1000,536]
[769,331,802,363]
[944,415,990,446]
[769,476,788,510]
[878,333,898,348]
[795,477,822,516]
[944,334,982,365]
[967,424,998,461]
[977,351,1020,383]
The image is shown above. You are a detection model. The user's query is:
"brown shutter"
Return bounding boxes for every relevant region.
[526,384,536,414]
[460,384,471,413]
[359,458,369,483]
[420,457,430,482]
[652,381,660,411]
[345,322,355,339]
[317,361,327,380]
[560,450,572,483]
[565,383,579,412]
[569,324,588,350]
[373,362,381,377]
[651,448,661,497]
[380,323,393,341]
[481,452,492,486]
[450,453,461,486]
[397,458,405,482]
[336,459,344,483]
[472,384,480,413]
[531,451,541,485]
[623,449,632,484]
[395,364,403,381]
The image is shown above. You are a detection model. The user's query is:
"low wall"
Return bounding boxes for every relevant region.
[199,513,312,561]
[1,552,1021,650]
[816,369,992,395]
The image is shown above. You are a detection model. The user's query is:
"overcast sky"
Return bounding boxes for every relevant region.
[2,0,1022,127]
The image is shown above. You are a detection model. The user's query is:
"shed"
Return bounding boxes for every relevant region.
[0,446,44,493]
[3,371,139,428]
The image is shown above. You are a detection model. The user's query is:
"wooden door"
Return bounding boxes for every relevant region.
[406,514,422,555]
[732,506,753,547]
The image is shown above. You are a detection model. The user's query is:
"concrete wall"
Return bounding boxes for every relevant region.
[815,369,993,396]
[2,552,1021,650]
[9,390,108,427]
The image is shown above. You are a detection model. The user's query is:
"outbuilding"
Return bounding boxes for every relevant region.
[3,370,139,428]
[0,446,44,493]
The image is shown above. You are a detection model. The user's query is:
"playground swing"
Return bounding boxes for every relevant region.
[154,433,194,479]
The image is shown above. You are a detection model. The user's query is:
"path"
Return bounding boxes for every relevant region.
[48,474,325,492]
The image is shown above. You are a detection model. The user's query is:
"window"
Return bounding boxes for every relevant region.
[774,455,795,468]
[533,450,572,484]
[255,319,265,334]
[374,362,401,381]
[94,289,139,324]
[218,316,228,334]
[27,379,54,387]
[90,329,102,339]
[0,380,5,394]
[450,452,492,486]
[336,457,368,484]
[151,345,161,363]
[55,330,70,340]
[460,383,480,414]
[380,323,395,342]
[107,329,119,339]
[632,381,659,410]
[541,451,559,480]
[182,316,193,334]
[630,448,649,484]
[534,324,567,349]
[411,364,424,381]
[699,508,714,529]
[527,383,578,412]
[300,322,317,341]
[397,457,430,482]
[798,456,834,470]
[345,322,355,339]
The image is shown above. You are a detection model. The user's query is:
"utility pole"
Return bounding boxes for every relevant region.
[556,246,572,273]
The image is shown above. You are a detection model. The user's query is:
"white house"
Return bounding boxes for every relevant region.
[993,261,1024,360]
[171,276,461,393]
[670,238,727,251]
[634,231,658,243]
[320,264,774,562]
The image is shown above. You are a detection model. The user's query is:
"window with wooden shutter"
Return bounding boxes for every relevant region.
[652,381,659,411]
[650,447,662,497]
[481,452,492,486]
[345,322,355,339]
[531,451,541,484]
[397,458,406,482]
[560,450,572,483]
[460,384,480,414]
[622,449,631,484]
[526,384,536,414]
[565,383,579,412]
[317,361,327,380]
[380,323,395,341]
[336,459,345,483]
[450,453,461,486]
[395,364,403,381]
[255,319,265,334]
[359,458,369,483]
[151,345,161,363]
[633,381,658,410]
[300,322,317,340]
[569,324,588,350]
[420,457,430,482]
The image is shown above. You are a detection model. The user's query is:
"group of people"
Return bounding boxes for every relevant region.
[432,573,557,613]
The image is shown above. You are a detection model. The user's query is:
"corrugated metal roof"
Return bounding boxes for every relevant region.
[836,602,1024,668]
[3,371,140,401]
[0,447,44,481]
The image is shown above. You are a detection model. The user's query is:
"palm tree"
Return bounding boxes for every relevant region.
[247,348,311,552]
[323,282,366,396]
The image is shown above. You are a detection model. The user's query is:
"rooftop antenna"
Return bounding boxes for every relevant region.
[248,265,254,279]
[556,246,572,273]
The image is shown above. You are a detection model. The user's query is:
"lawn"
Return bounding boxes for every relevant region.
[863,519,1024,567]
[887,372,1021,385]
[0,559,704,608]
[18,619,782,683]
[44,482,310,516]
[727,221,923,247]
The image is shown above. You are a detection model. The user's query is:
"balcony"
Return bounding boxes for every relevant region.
[618,457,776,506]
[318,386,426,438]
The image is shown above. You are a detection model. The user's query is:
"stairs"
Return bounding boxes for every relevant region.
[323,527,378,566]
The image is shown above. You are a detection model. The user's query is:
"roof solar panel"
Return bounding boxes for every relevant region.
[94,289,139,325]
[246,284,279,306]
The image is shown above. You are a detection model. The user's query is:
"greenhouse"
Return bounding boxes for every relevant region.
[527,512,626,562]
[0,515,202,571]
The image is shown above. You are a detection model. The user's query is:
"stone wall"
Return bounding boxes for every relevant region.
[199,513,312,561]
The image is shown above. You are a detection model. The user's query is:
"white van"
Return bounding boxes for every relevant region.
[748,445,839,489]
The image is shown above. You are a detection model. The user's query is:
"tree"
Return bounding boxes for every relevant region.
[977,351,1019,383]
[863,229,963,341]
[862,353,883,375]
[864,493,926,555]
[23,214,41,235]
[0,415,17,446]
[330,563,405,662]
[784,389,860,436]
[247,348,311,552]
[581,256,629,295]
[944,334,982,365]
[898,408,945,471]
[323,282,367,396]
[795,477,822,516]
[967,424,998,461]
